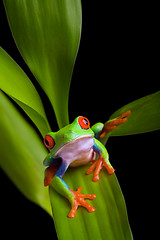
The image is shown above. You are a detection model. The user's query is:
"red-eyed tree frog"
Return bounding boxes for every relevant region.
[43,111,131,218]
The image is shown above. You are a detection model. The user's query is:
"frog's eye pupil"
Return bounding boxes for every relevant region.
[83,119,88,125]
[78,117,90,129]
[45,139,49,146]
[44,135,55,149]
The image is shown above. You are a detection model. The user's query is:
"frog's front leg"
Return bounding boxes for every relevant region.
[86,138,115,182]
[45,161,96,218]
[99,110,131,138]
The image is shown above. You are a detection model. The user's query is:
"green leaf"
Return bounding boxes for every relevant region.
[107,91,160,136]
[4,0,82,128]
[0,90,51,215]
[49,166,133,240]
[0,47,51,137]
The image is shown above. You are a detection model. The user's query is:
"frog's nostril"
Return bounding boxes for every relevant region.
[67,130,74,135]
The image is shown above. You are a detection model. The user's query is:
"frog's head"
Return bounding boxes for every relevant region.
[43,116,94,156]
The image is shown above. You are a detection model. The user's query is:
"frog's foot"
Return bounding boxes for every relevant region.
[86,157,115,182]
[44,165,59,186]
[100,110,131,138]
[68,187,96,218]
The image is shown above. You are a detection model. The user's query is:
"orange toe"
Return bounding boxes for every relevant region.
[100,110,131,138]
[86,157,115,182]
[68,187,96,218]
[44,165,59,186]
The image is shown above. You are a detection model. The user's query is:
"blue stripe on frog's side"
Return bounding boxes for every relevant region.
[56,162,69,179]
[93,142,102,155]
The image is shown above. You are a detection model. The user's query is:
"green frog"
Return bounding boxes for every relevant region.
[43,111,131,218]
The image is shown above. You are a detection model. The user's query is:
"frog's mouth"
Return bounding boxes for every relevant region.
[67,134,93,143]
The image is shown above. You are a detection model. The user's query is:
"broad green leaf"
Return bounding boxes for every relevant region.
[0,90,51,215]
[50,166,133,240]
[4,0,82,128]
[107,91,160,137]
[0,47,51,137]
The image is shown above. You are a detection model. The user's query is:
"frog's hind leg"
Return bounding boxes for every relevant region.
[68,187,96,218]
[48,161,96,218]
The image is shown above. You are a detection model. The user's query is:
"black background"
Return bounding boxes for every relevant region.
[0,1,159,239]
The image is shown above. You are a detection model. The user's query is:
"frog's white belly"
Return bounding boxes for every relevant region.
[56,136,95,167]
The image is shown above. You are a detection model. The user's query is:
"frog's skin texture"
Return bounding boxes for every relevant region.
[43,111,131,218]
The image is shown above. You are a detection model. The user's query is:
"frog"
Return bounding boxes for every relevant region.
[43,110,131,218]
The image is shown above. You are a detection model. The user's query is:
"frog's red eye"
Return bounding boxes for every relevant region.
[78,117,90,129]
[44,135,55,149]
